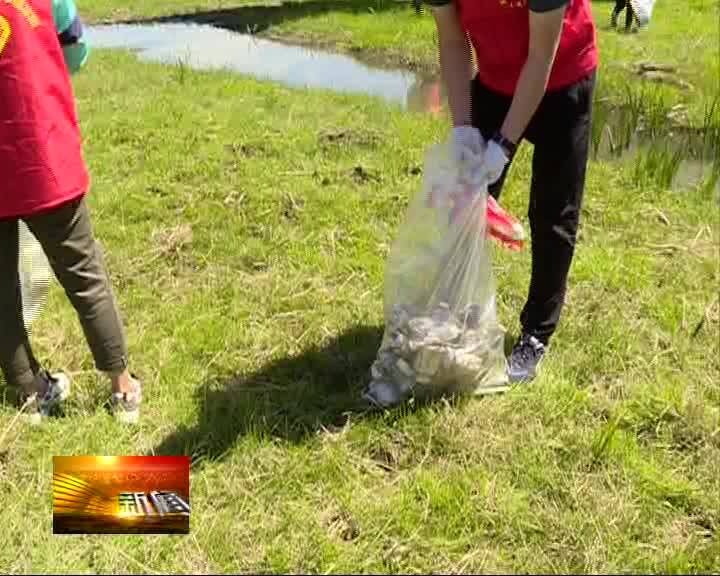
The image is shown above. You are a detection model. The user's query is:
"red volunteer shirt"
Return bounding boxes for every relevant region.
[0,0,89,220]
[432,0,599,96]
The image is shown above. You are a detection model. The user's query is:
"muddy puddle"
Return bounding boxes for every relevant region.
[86,23,440,112]
[86,22,717,192]
[590,99,719,192]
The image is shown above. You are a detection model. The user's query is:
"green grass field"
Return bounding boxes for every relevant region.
[82,0,719,119]
[0,1,718,573]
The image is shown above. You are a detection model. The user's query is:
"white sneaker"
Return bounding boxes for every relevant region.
[110,376,142,424]
[23,371,71,425]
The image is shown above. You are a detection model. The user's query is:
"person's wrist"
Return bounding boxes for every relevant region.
[491,131,516,157]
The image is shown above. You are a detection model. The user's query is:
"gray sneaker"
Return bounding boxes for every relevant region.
[507,333,546,383]
[110,376,142,424]
[22,371,71,425]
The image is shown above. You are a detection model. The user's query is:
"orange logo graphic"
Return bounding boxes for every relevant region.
[0,16,11,56]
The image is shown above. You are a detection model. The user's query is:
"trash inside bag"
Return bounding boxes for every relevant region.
[364,138,519,408]
[18,221,53,331]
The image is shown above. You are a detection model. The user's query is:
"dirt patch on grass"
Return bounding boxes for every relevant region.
[351,165,382,184]
[322,506,360,542]
[151,223,194,261]
[225,141,273,158]
[281,192,305,221]
[319,127,382,150]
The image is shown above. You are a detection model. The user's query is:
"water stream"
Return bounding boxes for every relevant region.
[86,22,718,192]
[86,23,439,112]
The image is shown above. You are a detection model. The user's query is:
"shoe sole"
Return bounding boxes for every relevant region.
[507,367,541,384]
[508,367,540,383]
[507,353,545,384]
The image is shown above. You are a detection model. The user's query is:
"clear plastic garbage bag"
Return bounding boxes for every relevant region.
[364,138,514,408]
[630,0,655,26]
[18,221,53,331]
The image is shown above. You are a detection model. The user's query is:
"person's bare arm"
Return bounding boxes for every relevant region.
[430,2,474,127]
[499,5,566,144]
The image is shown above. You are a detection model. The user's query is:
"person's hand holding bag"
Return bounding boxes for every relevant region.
[452,126,484,166]
[452,125,483,157]
[482,132,516,186]
[452,125,489,188]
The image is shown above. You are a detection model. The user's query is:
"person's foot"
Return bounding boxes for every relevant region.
[507,333,546,383]
[110,376,142,424]
[22,371,71,425]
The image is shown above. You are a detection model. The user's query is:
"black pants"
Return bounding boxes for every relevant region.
[612,0,638,31]
[471,70,596,345]
[0,198,128,394]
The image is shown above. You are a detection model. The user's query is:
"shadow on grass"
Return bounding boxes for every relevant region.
[115,0,415,35]
[152,322,520,467]
[152,324,387,464]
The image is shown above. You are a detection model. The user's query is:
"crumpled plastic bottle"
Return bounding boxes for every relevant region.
[486,195,525,251]
[427,148,526,251]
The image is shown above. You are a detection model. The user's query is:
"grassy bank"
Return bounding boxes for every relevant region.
[81,0,720,122]
[0,33,718,573]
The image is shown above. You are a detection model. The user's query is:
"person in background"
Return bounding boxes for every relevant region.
[53,0,90,70]
[0,0,142,424]
[424,0,598,383]
[610,0,640,33]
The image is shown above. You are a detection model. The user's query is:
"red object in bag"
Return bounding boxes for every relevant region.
[486,195,525,251]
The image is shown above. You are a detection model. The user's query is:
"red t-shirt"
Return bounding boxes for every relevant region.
[432,0,598,96]
[0,0,89,220]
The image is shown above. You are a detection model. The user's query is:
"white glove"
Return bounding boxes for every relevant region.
[452,125,487,186]
[483,139,509,185]
[452,125,484,166]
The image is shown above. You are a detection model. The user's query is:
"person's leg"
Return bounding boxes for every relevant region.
[25,197,141,421]
[469,72,596,382]
[625,2,635,32]
[611,0,624,28]
[631,4,642,31]
[0,217,73,423]
[509,71,596,382]
[0,218,41,395]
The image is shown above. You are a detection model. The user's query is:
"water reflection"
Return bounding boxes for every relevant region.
[86,22,716,191]
[86,22,444,113]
